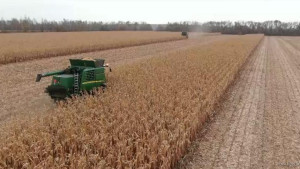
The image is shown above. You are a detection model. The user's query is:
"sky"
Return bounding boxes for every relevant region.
[0,0,299,24]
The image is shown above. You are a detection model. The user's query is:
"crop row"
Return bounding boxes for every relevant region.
[0,31,184,64]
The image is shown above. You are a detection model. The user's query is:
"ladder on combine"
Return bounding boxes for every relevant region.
[74,72,79,94]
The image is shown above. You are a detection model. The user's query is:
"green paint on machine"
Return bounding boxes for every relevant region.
[36,58,111,99]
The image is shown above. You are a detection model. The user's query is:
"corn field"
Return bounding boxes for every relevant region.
[0,31,184,64]
[0,34,263,168]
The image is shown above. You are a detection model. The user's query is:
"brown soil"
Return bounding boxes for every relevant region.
[178,36,300,169]
[0,34,232,130]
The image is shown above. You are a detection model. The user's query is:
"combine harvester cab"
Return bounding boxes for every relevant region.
[36,58,111,99]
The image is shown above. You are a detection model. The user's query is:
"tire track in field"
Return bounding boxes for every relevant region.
[0,34,232,130]
[273,37,300,165]
[179,36,300,169]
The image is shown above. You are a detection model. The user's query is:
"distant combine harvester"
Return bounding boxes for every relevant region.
[181,31,189,38]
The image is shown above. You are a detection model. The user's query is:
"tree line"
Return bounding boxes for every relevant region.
[161,21,300,36]
[1,18,300,36]
[0,18,153,32]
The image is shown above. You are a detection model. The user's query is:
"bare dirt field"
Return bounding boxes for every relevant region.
[179,36,300,169]
[0,34,232,130]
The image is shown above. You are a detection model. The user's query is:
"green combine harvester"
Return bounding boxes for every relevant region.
[181,31,188,38]
[36,58,111,99]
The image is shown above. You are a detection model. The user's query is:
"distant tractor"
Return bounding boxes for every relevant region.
[36,58,111,99]
[181,31,189,38]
